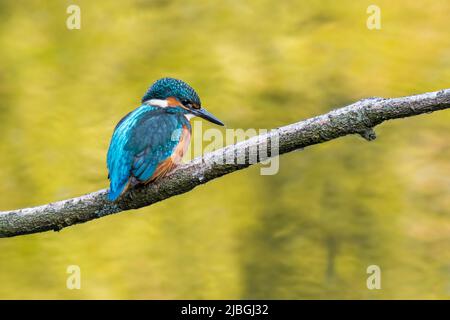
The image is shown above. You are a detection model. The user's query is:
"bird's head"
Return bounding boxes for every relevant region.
[141,77,224,126]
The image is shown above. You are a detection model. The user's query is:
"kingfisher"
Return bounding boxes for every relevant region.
[106,77,224,201]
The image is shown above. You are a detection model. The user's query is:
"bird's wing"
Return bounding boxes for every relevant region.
[107,106,187,200]
[127,110,186,182]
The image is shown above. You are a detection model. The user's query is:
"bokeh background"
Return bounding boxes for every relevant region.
[0,0,449,299]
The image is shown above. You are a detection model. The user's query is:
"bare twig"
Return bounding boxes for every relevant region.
[1,89,449,238]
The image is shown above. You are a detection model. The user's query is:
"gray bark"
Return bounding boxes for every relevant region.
[1,89,449,238]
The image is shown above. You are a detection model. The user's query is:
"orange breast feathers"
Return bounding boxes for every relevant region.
[149,125,191,182]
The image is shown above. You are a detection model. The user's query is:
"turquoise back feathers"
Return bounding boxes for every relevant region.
[107,105,190,200]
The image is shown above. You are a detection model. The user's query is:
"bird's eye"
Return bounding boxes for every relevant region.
[181,99,201,110]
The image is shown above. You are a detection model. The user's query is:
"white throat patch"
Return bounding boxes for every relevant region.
[185,114,196,120]
[144,99,169,108]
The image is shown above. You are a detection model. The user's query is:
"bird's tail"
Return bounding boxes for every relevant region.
[108,180,128,201]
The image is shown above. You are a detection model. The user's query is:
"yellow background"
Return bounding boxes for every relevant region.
[0,0,449,299]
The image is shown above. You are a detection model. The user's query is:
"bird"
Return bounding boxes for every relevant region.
[106,77,224,201]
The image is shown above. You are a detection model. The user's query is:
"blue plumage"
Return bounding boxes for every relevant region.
[107,78,224,201]
[107,105,189,200]
[141,77,201,106]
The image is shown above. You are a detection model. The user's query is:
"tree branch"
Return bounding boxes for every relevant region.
[1,89,449,238]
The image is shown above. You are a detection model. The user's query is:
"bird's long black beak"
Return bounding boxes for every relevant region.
[193,108,224,126]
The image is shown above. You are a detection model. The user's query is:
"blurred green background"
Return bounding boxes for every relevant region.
[0,0,449,299]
